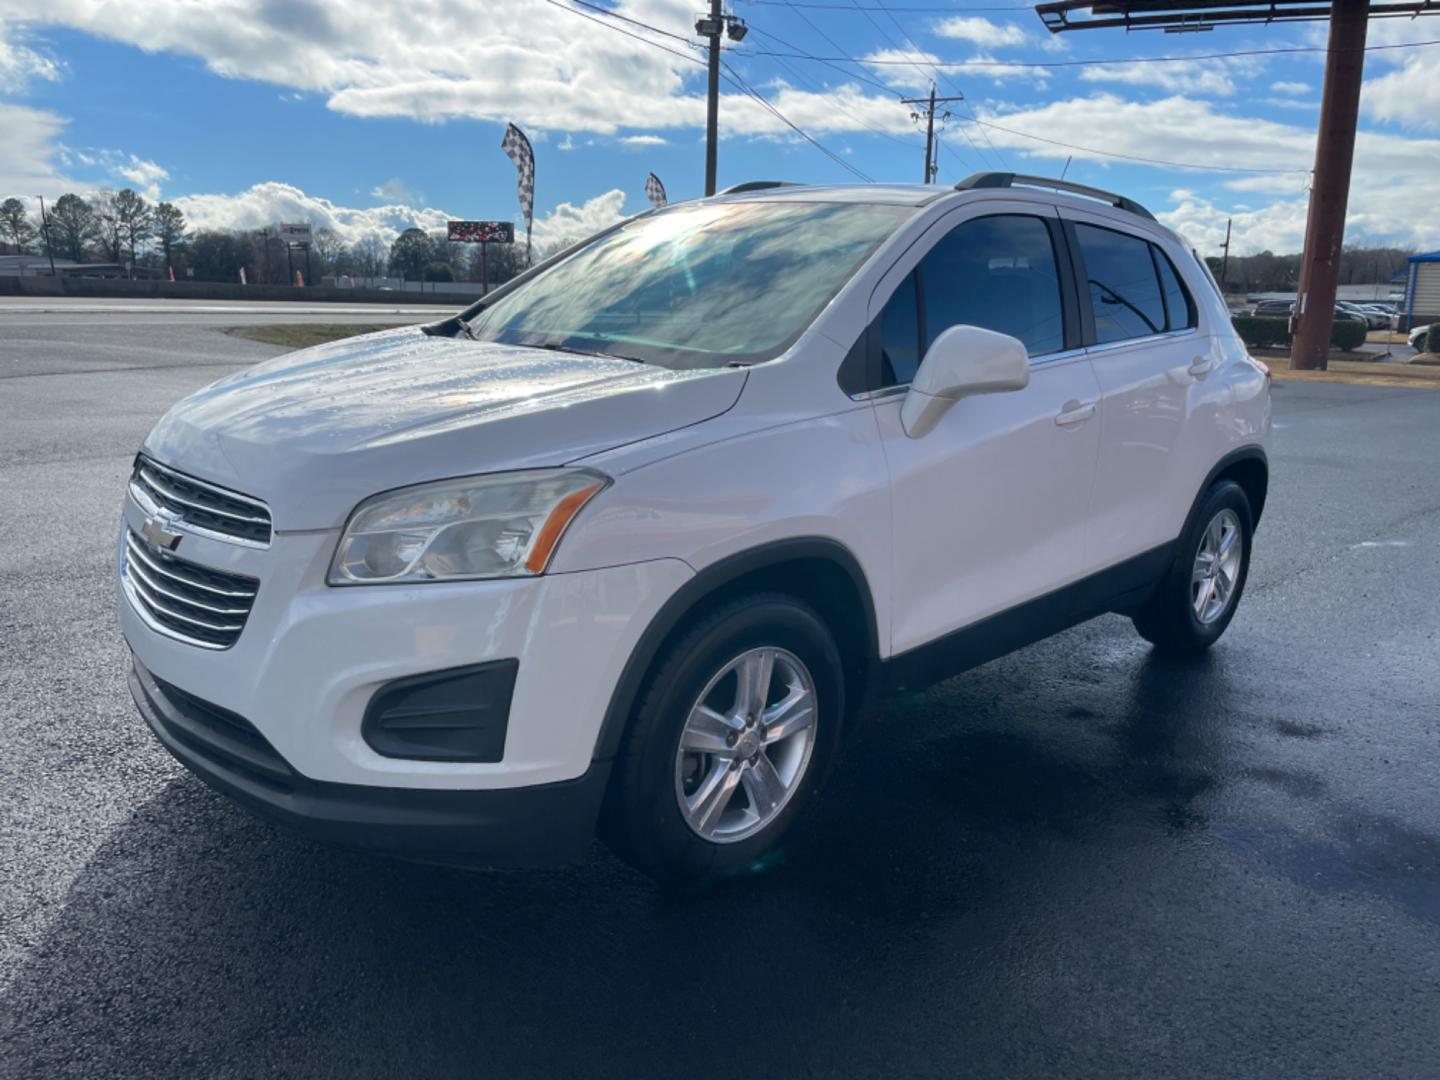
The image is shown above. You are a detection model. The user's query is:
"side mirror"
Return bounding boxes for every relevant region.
[900,324,1030,438]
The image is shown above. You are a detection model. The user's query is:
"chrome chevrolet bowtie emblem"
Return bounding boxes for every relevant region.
[141,513,184,551]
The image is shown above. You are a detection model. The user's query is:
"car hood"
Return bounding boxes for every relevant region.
[142,326,745,530]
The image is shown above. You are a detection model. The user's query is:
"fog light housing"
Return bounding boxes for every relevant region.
[362,661,518,762]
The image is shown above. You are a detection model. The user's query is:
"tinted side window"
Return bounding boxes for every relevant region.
[1153,246,1196,331]
[920,215,1065,359]
[878,271,921,385]
[1075,223,1166,344]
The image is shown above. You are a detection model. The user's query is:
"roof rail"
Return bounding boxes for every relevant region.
[954,172,1155,221]
[717,180,800,195]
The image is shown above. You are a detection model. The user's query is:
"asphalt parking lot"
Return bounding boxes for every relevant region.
[2,307,1438,1079]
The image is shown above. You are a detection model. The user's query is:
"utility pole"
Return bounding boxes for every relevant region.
[35,196,56,276]
[1290,0,1368,372]
[1219,217,1232,293]
[901,84,964,183]
[696,4,747,196]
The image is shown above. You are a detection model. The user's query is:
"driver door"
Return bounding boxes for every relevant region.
[868,205,1103,658]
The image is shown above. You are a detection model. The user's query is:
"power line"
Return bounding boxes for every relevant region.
[535,0,1346,178]
[747,23,903,95]
[540,0,705,66]
[721,60,877,180]
[741,1,1034,9]
[565,0,698,43]
[742,36,1440,69]
[544,0,873,183]
[958,111,1311,172]
[865,0,1005,167]
[746,25,925,147]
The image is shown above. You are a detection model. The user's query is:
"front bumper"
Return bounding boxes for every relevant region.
[118,492,692,790]
[130,658,611,864]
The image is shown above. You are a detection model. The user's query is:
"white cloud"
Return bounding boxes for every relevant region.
[1271,80,1310,95]
[619,134,667,148]
[1363,54,1440,131]
[174,181,456,245]
[967,94,1440,253]
[0,103,75,195]
[114,154,168,200]
[1079,59,1246,97]
[932,16,1028,48]
[165,180,630,252]
[0,0,917,138]
[0,20,61,91]
[962,53,1051,85]
[51,145,170,199]
[861,49,942,94]
[370,177,419,203]
[531,189,628,248]
[1358,22,1440,131]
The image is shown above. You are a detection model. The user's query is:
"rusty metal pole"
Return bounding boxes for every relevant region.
[1290,0,1369,371]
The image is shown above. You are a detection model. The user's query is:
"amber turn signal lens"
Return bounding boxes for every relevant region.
[525,481,606,574]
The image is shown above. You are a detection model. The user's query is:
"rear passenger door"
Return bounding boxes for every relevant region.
[869,206,1104,656]
[1061,210,1212,572]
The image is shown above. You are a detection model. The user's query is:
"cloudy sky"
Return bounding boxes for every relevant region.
[2,0,1438,255]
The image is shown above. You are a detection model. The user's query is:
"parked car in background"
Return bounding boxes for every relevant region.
[117,174,1273,882]
[1337,302,1387,330]
[1249,299,1366,327]
[1410,324,1432,352]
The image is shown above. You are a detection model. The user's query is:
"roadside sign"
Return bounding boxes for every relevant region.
[278,222,312,244]
[448,220,514,244]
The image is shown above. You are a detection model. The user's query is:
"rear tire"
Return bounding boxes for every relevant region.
[1133,480,1253,655]
[601,593,844,884]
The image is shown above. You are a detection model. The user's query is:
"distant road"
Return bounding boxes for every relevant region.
[0,295,454,317]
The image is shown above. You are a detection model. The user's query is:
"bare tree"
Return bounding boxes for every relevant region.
[112,188,154,269]
[91,191,125,262]
[350,235,387,285]
[152,202,189,270]
[50,194,99,262]
[0,197,39,254]
[310,226,346,279]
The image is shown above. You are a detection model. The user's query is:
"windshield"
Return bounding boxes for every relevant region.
[463,200,912,369]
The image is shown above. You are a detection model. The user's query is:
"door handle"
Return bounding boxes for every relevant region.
[1188,356,1215,377]
[1055,400,1096,427]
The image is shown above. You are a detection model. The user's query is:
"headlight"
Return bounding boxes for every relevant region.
[328,469,609,585]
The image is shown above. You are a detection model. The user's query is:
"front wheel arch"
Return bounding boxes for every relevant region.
[591,538,879,765]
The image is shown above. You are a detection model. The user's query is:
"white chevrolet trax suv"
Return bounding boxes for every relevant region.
[119,174,1271,882]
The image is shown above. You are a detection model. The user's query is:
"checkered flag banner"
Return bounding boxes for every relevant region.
[645,172,668,208]
[501,122,535,261]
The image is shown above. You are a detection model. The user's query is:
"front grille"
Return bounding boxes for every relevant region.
[122,528,259,649]
[130,455,271,547]
[134,661,294,791]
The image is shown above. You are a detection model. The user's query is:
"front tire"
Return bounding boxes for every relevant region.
[1133,480,1253,655]
[601,593,845,883]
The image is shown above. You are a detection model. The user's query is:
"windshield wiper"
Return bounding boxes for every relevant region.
[534,341,646,364]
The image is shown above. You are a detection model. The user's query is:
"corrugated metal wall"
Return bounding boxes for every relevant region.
[1411,263,1440,324]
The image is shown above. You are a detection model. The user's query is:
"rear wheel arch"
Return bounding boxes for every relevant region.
[1192,446,1268,533]
[592,537,880,764]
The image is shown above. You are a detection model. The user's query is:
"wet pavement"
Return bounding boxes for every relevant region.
[2,311,1438,1079]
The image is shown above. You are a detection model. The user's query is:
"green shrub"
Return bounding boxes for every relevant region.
[1426,324,1440,355]
[1232,315,1291,348]
[1330,319,1367,352]
[1233,314,1370,352]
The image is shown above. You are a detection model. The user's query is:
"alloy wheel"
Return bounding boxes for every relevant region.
[1192,508,1243,625]
[673,646,818,844]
